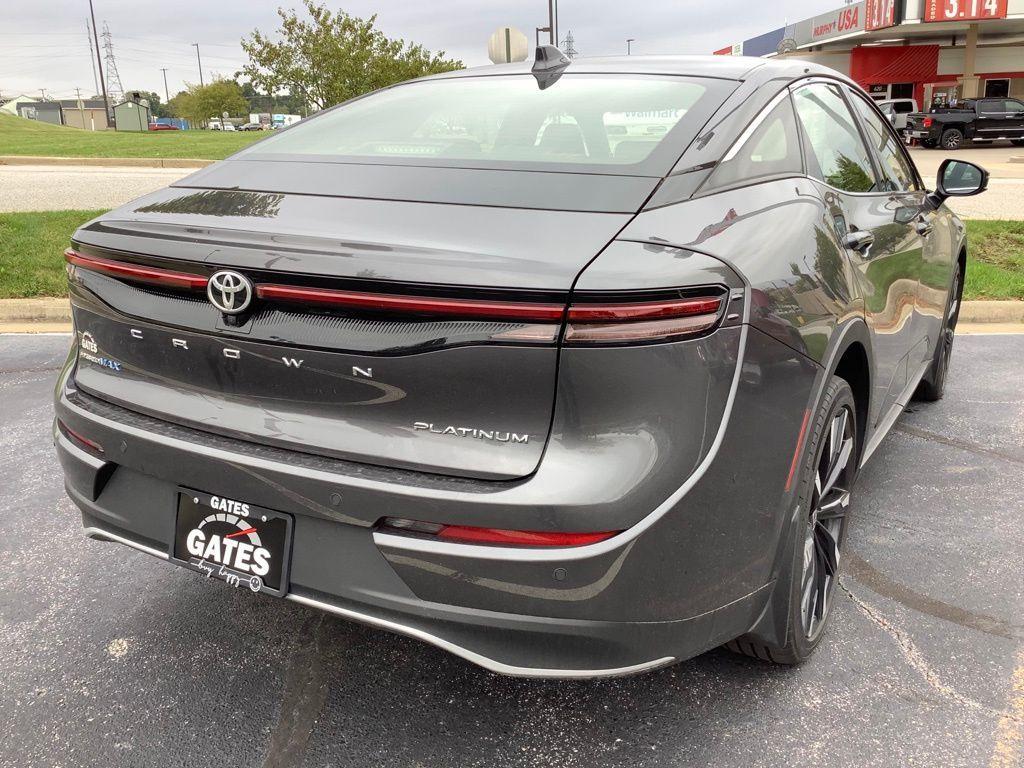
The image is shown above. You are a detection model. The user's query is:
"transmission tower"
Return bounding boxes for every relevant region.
[560,30,579,59]
[101,22,125,105]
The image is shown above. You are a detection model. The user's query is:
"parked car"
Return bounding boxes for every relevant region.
[55,52,986,678]
[238,122,264,131]
[876,98,917,132]
[907,97,1024,149]
[222,123,236,132]
[148,122,180,131]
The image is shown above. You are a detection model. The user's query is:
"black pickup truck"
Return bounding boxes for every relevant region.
[906,97,1024,149]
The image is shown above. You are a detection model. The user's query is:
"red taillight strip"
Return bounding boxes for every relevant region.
[567,297,722,322]
[437,526,619,547]
[381,517,619,547]
[65,249,208,291]
[257,284,566,322]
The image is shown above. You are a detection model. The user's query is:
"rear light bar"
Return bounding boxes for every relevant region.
[922,117,933,128]
[565,295,723,344]
[256,284,566,322]
[65,249,207,291]
[57,419,104,455]
[380,517,619,548]
[64,246,724,343]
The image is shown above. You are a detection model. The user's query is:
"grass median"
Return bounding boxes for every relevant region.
[1,210,1022,301]
[0,112,262,160]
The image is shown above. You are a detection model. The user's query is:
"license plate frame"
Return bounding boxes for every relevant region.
[170,489,293,598]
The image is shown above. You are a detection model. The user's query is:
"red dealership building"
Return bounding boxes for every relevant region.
[715,0,1024,108]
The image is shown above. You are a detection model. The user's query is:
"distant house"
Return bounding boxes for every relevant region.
[0,94,39,116]
[16,101,63,126]
[58,99,110,130]
[113,95,151,132]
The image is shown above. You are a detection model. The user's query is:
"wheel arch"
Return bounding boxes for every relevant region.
[737,317,873,649]
[820,319,874,460]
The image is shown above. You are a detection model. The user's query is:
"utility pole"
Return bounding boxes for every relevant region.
[39,88,48,100]
[192,43,204,87]
[160,68,170,103]
[85,18,99,96]
[626,38,636,55]
[74,87,88,130]
[546,0,558,45]
[87,0,109,121]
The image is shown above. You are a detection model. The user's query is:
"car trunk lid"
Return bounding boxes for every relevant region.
[69,177,641,480]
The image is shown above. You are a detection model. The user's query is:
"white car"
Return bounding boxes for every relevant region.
[877,98,918,132]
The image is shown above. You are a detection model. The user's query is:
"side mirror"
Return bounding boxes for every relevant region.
[929,158,989,207]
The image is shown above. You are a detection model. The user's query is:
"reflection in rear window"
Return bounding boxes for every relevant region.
[240,75,715,170]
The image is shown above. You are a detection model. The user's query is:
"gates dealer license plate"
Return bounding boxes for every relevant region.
[171,490,292,597]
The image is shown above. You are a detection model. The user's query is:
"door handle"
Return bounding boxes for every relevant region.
[843,230,875,252]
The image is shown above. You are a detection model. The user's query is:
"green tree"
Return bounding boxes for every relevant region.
[240,0,464,112]
[168,79,249,124]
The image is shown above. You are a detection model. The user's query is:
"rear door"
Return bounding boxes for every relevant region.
[792,81,926,427]
[974,98,1015,141]
[846,89,942,369]
[1000,99,1024,139]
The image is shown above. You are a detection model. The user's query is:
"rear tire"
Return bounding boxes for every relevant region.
[941,129,964,150]
[726,376,857,664]
[915,261,962,402]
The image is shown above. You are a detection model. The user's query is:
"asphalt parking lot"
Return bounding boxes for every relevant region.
[1,332,1022,768]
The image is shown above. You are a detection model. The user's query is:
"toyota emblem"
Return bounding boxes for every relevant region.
[207,270,254,314]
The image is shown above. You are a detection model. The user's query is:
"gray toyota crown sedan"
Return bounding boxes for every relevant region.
[54,51,986,677]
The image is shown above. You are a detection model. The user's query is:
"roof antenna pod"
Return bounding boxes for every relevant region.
[532,45,571,90]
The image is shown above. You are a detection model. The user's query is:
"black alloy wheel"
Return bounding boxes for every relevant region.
[726,376,857,664]
[941,129,964,150]
[799,401,855,641]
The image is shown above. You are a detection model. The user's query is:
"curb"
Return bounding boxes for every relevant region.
[0,155,213,169]
[0,298,71,323]
[958,300,1024,323]
[1009,155,1024,164]
[1,298,1022,326]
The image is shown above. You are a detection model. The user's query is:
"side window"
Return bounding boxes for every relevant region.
[978,100,1002,114]
[704,94,803,191]
[1004,100,1024,113]
[894,101,913,114]
[793,83,878,193]
[848,94,919,192]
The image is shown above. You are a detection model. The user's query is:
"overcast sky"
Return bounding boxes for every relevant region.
[2,0,834,102]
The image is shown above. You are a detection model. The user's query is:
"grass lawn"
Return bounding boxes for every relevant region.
[0,210,105,297]
[0,210,1022,300]
[0,112,262,160]
[963,219,1024,301]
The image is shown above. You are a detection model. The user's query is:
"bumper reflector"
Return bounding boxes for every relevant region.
[380,517,619,547]
[57,419,104,455]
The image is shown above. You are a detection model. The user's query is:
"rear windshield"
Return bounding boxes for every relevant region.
[238,74,732,174]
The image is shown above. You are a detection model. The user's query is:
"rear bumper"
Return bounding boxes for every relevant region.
[54,320,815,677]
[59,430,772,678]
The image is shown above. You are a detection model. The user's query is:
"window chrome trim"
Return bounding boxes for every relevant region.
[719,88,790,163]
